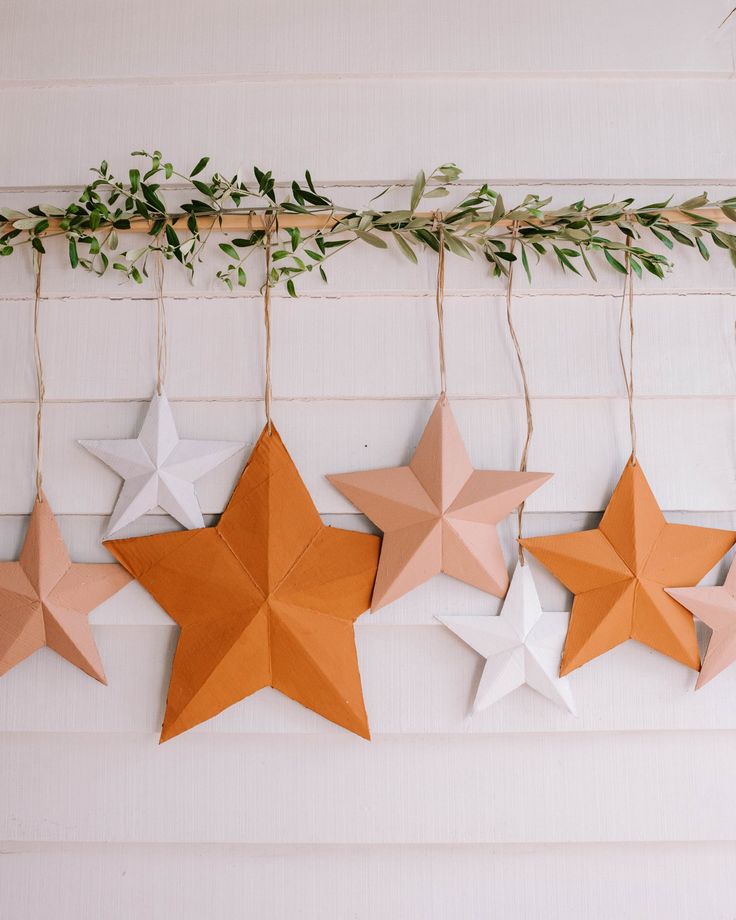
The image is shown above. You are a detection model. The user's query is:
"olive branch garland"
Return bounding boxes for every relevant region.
[2,151,736,294]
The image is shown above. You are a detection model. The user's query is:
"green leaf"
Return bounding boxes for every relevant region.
[190,156,210,177]
[392,231,418,263]
[286,279,297,298]
[410,170,426,212]
[679,192,707,210]
[603,249,627,274]
[355,230,388,248]
[129,169,140,194]
[696,236,710,261]
[520,245,531,282]
[219,242,239,260]
[238,267,247,287]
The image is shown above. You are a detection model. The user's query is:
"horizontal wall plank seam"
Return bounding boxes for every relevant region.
[2,71,736,91]
[1,395,734,404]
[3,289,736,301]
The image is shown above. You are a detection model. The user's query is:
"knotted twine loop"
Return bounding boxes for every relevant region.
[262,213,278,434]
[432,212,447,401]
[618,251,637,465]
[154,245,168,395]
[32,251,45,500]
[505,223,534,565]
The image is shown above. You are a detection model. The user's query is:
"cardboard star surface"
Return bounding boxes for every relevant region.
[520,459,735,675]
[0,493,131,682]
[667,556,736,689]
[438,563,575,713]
[327,397,551,611]
[105,425,380,741]
[80,389,244,536]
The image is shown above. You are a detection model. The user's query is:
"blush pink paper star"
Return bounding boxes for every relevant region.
[0,492,132,682]
[328,398,551,610]
[667,557,736,689]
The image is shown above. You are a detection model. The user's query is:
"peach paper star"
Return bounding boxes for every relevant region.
[328,397,551,610]
[0,492,132,682]
[520,459,734,675]
[667,556,736,689]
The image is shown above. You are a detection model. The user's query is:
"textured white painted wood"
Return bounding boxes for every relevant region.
[1,0,733,83]
[1,293,734,400]
[0,622,734,735]
[1,842,735,920]
[2,731,735,843]
[2,81,736,187]
[0,398,733,515]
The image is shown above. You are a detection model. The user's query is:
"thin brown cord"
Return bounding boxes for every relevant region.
[433,213,447,400]
[505,224,534,565]
[32,251,45,499]
[262,214,278,434]
[154,248,167,394]
[618,251,637,464]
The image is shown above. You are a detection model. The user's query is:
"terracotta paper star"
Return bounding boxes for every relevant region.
[667,556,736,689]
[327,397,551,610]
[520,459,735,674]
[80,389,244,536]
[438,563,575,713]
[0,492,131,682]
[105,425,380,742]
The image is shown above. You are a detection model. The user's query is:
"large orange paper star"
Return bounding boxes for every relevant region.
[520,459,735,674]
[328,398,551,610]
[106,426,380,742]
[0,492,131,682]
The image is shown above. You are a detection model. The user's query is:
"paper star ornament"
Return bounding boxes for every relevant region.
[106,425,380,741]
[667,556,736,689]
[438,563,575,713]
[328,397,551,611]
[520,458,735,675]
[0,492,131,682]
[80,389,244,536]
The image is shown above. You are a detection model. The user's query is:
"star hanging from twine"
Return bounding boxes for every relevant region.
[80,389,244,536]
[106,425,380,742]
[666,556,736,689]
[520,458,735,675]
[327,397,551,611]
[438,562,576,713]
[0,492,131,682]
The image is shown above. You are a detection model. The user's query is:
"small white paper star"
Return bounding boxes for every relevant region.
[80,390,244,536]
[437,563,576,714]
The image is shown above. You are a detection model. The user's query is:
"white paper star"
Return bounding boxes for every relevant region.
[80,390,244,536]
[437,563,576,714]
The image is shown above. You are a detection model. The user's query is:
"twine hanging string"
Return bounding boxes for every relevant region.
[153,245,168,394]
[32,252,45,500]
[504,223,534,565]
[618,251,637,464]
[432,213,448,401]
[262,213,278,434]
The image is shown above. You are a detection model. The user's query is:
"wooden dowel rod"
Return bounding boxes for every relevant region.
[3,207,733,236]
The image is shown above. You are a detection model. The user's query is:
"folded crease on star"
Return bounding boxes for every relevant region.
[328,397,552,610]
[105,425,380,741]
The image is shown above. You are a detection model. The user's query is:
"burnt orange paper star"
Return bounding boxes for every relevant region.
[106,425,380,742]
[0,492,131,682]
[520,459,734,675]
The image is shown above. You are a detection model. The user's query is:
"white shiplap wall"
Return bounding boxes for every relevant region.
[2,3,736,917]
